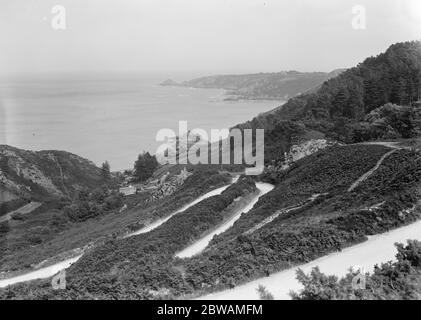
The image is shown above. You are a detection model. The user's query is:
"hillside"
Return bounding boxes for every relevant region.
[0,40,421,300]
[162,70,343,101]
[238,41,421,144]
[291,240,421,300]
[0,145,104,203]
[2,143,420,299]
[0,166,231,273]
[233,41,421,167]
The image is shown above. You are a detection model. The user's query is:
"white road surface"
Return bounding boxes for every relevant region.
[125,177,239,237]
[175,182,274,258]
[0,255,82,288]
[0,177,240,287]
[199,219,421,300]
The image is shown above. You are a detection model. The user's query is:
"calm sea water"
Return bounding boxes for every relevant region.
[0,74,281,170]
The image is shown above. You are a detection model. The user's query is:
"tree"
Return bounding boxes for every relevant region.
[133,152,159,182]
[101,161,111,180]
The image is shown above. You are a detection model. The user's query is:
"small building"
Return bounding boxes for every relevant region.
[119,185,136,196]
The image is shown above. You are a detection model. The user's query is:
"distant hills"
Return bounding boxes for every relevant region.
[161,69,344,101]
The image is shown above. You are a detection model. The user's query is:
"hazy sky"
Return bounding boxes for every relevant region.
[0,0,420,76]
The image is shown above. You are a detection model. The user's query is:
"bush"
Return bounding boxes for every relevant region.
[291,240,421,300]
[0,221,9,235]
[65,188,123,222]
[257,285,274,300]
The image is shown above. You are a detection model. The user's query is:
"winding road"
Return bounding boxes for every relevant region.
[243,193,326,236]
[198,142,421,300]
[0,202,42,223]
[175,182,274,258]
[347,149,397,192]
[0,255,82,288]
[0,176,242,287]
[1,141,418,295]
[125,176,239,237]
[199,218,421,300]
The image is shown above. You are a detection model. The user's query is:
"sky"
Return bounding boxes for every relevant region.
[0,0,420,77]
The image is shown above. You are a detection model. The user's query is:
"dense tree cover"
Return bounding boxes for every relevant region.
[64,186,123,222]
[133,152,159,182]
[291,240,421,300]
[283,41,421,121]
[349,103,418,142]
[236,41,421,150]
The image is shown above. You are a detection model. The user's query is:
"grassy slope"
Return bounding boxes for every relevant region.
[180,147,421,296]
[5,144,421,299]
[0,177,257,299]
[0,167,230,272]
[0,145,104,201]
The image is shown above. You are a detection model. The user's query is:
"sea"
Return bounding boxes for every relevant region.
[0,73,282,171]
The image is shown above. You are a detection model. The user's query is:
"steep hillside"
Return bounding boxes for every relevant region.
[239,41,421,140]
[163,70,342,100]
[2,143,420,299]
[0,166,230,273]
[233,41,421,164]
[0,145,104,202]
[1,40,421,300]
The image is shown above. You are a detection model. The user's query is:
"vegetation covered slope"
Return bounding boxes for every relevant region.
[3,143,420,300]
[0,177,257,299]
[0,145,104,202]
[187,146,420,295]
[291,240,421,300]
[237,41,421,150]
[0,167,230,273]
[1,40,421,300]
[280,41,421,121]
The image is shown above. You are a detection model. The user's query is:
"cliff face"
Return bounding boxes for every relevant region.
[0,145,103,202]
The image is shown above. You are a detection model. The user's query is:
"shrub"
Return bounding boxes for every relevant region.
[291,240,421,300]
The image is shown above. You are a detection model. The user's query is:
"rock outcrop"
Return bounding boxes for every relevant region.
[280,139,336,170]
[148,168,192,202]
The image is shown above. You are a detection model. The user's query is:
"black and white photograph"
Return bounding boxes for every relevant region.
[1,0,421,308]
